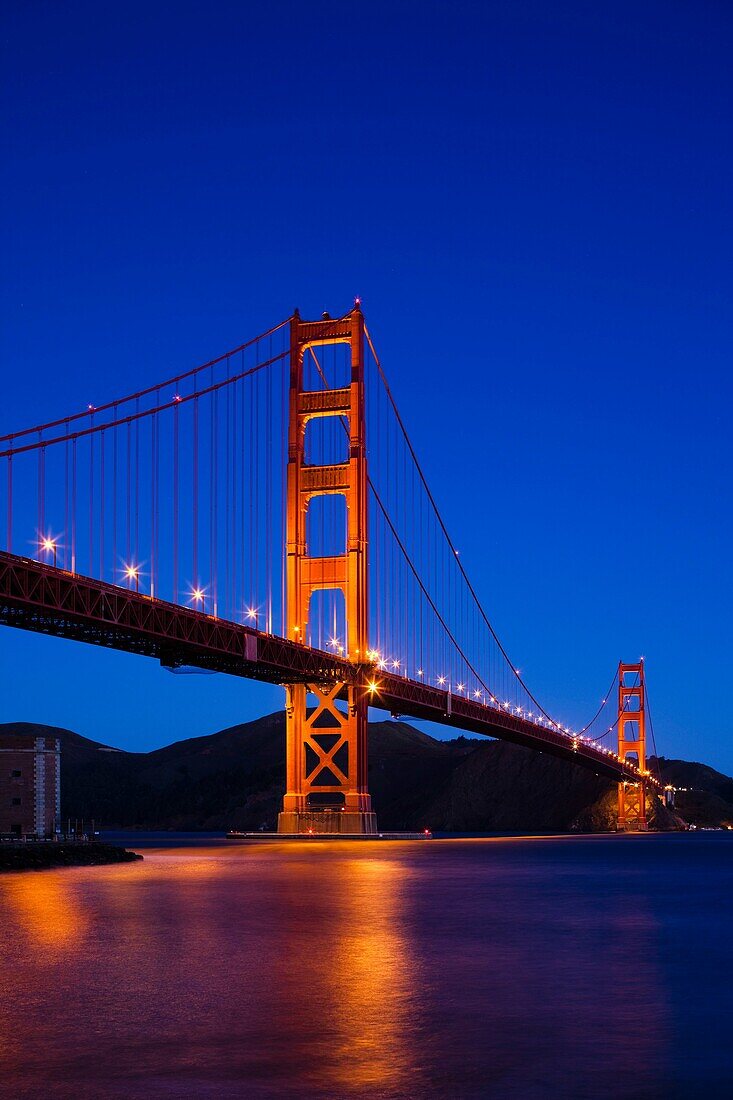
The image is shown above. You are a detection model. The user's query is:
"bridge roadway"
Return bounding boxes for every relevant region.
[0,551,657,790]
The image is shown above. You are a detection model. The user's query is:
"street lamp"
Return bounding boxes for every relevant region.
[124,565,141,592]
[40,537,57,567]
[191,587,205,611]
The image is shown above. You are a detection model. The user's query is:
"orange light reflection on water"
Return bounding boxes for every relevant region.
[327,851,420,1093]
[1,871,88,952]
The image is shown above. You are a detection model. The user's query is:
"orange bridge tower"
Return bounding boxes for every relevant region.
[277,307,377,835]
[617,660,648,831]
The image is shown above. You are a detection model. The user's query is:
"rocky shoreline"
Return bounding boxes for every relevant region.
[0,842,143,872]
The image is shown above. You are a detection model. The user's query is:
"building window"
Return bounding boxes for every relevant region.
[11,797,22,806]
[11,769,22,778]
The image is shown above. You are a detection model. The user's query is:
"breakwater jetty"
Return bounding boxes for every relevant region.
[0,841,143,872]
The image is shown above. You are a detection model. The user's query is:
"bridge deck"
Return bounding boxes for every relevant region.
[0,551,656,790]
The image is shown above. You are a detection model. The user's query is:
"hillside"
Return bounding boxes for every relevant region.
[2,716,731,832]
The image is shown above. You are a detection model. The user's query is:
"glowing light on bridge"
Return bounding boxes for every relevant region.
[39,536,58,566]
[124,564,140,592]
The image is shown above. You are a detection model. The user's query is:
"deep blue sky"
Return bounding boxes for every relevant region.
[2,1,731,770]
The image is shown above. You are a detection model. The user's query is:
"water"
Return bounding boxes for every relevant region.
[1,833,731,1099]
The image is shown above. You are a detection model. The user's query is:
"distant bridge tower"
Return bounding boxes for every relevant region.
[278,307,377,835]
[617,660,648,831]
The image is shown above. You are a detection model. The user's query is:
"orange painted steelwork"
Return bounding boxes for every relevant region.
[617,660,648,831]
[277,307,377,835]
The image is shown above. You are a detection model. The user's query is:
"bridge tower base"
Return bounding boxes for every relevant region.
[617,660,648,832]
[278,307,377,836]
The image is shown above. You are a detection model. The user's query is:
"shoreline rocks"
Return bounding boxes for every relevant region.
[0,842,143,872]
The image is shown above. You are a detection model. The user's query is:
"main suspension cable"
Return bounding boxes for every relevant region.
[0,318,290,445]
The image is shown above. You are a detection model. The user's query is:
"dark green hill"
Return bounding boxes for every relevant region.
[1,717,730,832]
[654,756,733,828]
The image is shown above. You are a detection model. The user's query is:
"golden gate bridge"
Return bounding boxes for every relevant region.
[0,305,660,832]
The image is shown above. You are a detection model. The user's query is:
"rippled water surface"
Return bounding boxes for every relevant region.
[1,833,731,1099]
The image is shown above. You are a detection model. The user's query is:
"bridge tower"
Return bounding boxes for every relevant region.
[617,660,648,831]
[278,307,377,835]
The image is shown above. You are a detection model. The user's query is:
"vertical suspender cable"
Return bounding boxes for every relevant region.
[249,367,254,609]
[254,352,259,620]
[38,442,45,543]
[151,408,156,598]
[135,400,140,569]
[212,388,218,616]
[173,401,179,602]
[243,364,249,620]
[7,456,12,554]
[64,439,69,569]
[210,380,215,616]
[37,433,42,541]
[225,357,231,615]
[71,439,77,574]
[112,408,118,579]
[126,421,131,569]
[266,334,273,634]
[231,371,237,618]
[193,394,199,589]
